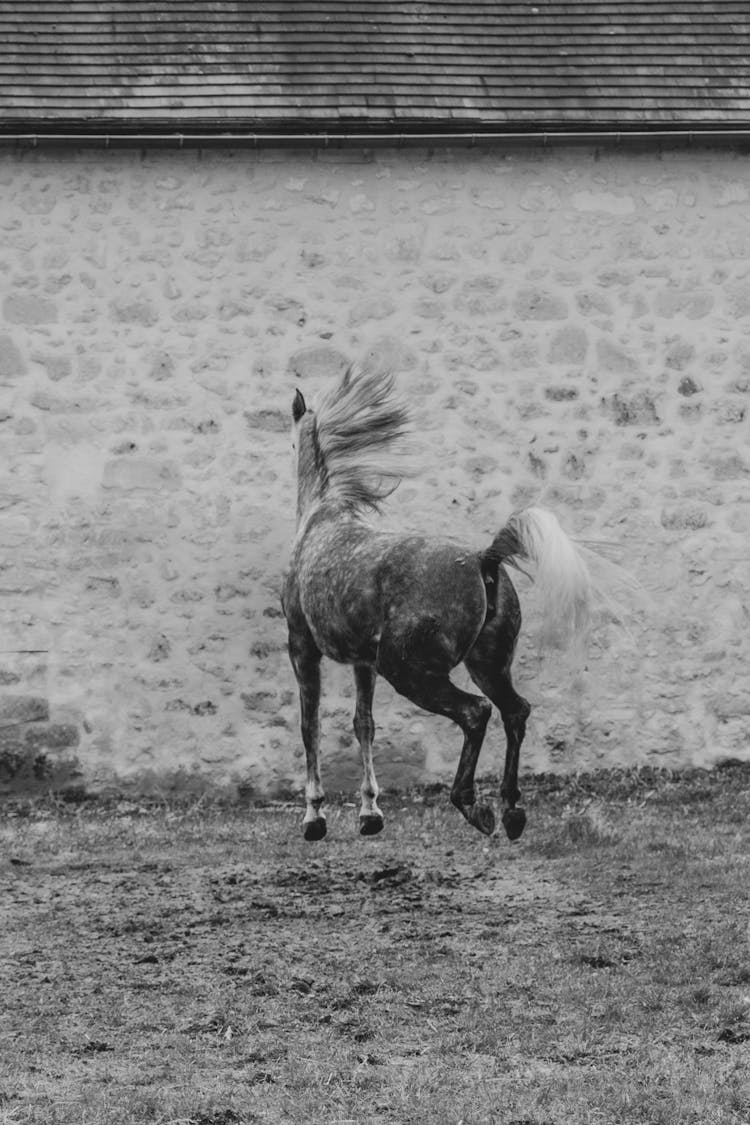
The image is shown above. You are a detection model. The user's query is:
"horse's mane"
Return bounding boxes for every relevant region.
[314,364,413,513]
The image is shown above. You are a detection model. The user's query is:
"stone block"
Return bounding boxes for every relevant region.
[725,284,750,319]
[0,737,82,794]
[471,188,505,210]
[548,324,588,364]
[149,351,175,380]
[244,408,288,432]
[454,275,506,316]
[519,184,561,212]
[717,182,750,207]
[30,390,94,413]
[0,696,50,725]
[0,335,25,381]
[512,288,567,321]
[348,295,396,326]
[420,272,455,294]
[266,295,307,326]
[102,458,182,491]
[85,576,121,596]
[710,454,748,480]
[24,723,81,751]
[3,293,58,325]
[661,506,711,530]
[572,190,635,215]
[677,375,701,396]
[148,635,172,662]
[110,298,159,326]
[576,289,614,317]
[349,192,376,214]
[384,231,424,262]
[714,399,747,424]
[414,297,444,320]
[679,401,703,421]
[363,336,419,376]
[286,345,349,381]
[420,196,455,215]
[666,342,696,371]
[709,692,750,720]
[545,385,579,401]
[37,353,72,381]
[596,338,638,375]
[241,690,279,713]
[653,287,714,320]
[606,391,660,426]
[562,452,586,480]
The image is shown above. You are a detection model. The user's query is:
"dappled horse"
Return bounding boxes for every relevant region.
[282,364,593,842]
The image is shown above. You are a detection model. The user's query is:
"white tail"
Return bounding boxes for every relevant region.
[500,506,592,650]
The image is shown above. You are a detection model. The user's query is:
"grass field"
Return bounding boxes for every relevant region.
[2,764,750,1125]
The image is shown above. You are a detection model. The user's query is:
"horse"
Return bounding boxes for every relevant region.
[281,363,593,843]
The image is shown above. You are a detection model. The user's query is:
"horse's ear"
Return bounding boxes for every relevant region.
[292,389,307,422]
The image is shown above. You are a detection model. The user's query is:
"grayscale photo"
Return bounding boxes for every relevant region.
[2,3,749,1122]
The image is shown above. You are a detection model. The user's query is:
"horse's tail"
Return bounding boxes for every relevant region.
[482,506,592,650]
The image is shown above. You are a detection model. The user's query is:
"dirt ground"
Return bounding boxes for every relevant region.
[2,766,750,1125]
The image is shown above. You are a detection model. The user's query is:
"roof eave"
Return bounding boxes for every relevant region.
[4,115,750,147]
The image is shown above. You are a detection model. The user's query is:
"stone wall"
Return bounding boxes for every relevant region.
[1,142,748,797]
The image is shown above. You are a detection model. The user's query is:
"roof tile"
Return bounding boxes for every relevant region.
[1,2,749,132]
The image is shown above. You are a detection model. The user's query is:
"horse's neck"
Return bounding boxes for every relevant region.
[295,430,327,521]
[295,467,325,524]
[295,495,361,541]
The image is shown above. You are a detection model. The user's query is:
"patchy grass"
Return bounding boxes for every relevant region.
[2,764,750,1125]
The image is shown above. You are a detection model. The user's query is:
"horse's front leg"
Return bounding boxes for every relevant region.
[353,663,384,836]
[288,627,326,841]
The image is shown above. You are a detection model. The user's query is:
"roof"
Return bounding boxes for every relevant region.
[1,1,750,136]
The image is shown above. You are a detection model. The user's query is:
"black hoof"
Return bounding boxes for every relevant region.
[303,817,327,842]
[502,807,527,841]
[468,803,496,837]
[359,814,384,837]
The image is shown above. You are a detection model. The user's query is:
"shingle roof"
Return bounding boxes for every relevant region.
[2,1,750,135]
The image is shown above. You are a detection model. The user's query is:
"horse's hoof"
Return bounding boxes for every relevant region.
[303,816,327,842]
[359,813,384,837]
[502,807,527,841]
[469,803,496,837]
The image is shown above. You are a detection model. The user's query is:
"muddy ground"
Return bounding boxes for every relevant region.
[3,766,750,1124]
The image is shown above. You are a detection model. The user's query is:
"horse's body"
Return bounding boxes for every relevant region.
[282,365,592,841]
[290,515,500,667]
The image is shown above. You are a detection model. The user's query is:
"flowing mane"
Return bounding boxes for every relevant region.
[313,364,413,512]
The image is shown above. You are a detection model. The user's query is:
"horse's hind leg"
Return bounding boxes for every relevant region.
[287,624,327,842]
[353,663,384,836]
[465,621,530,842]
[377,638,494,837]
